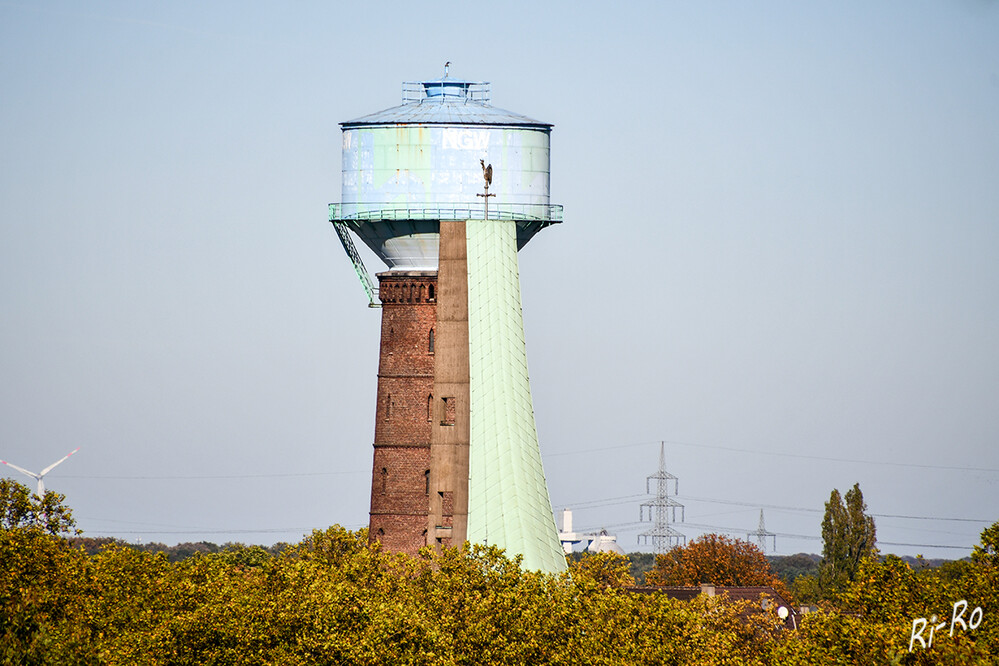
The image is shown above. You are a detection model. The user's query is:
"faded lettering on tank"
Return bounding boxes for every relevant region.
[442,128,489,151]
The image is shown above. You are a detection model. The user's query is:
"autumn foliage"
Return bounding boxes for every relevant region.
[1,526,790,665]
[645,533,791,598]
[1,482,996,664]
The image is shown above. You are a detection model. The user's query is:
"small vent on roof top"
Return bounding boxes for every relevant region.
[402,79,490,105]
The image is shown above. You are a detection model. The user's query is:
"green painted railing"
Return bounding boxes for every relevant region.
[329,202,562,223]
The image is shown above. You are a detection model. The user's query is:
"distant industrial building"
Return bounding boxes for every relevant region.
[558,509,624,555]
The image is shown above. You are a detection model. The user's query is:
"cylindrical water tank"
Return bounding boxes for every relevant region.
[335,77,558,270]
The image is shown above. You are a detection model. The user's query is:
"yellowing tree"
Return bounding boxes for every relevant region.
[570,551,635,589]
[644,533,790,598]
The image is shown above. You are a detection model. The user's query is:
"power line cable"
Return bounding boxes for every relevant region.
[87,528,314,535]
[560,491,993,525]
[59,470,366,480]
[875,513,993,523]
[45,432,999,482]
[544,438,998,474]
[553,494,647,511]
[574,520,974,551]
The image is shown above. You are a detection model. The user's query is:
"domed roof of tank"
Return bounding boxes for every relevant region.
[341,77,552,129]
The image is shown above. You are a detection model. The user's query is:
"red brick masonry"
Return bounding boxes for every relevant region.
[368,271,438,555]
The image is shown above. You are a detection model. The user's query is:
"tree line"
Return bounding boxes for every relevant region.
[1,478,996,664]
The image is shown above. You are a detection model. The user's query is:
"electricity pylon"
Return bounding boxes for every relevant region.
[638,442,685,554]
[747,508,777,554]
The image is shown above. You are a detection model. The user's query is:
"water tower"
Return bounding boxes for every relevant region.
[330,70,566,573]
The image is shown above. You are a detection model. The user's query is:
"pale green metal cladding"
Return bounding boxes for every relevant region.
[340,125,553,270]
[342,126,551,206]
[465,218,567,573]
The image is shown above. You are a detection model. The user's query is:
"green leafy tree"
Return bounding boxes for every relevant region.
[768,553,820,584]
[625,550,656,582]
[819,483,876,595]
[971,520,999,567]
[0,478,77,535]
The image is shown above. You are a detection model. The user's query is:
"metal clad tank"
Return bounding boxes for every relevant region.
[335,77,559,270]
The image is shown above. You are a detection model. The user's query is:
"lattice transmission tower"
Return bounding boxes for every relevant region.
[747,509,777,554]
[638,442,685,554]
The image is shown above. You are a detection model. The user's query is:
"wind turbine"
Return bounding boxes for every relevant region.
[1,448,80,498]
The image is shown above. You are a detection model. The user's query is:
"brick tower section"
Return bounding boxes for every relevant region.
[369,270,438,555]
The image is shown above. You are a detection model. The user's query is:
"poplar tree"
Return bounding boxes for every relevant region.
[819,483,877,594]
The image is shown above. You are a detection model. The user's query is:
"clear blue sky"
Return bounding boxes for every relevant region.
[2,1,997,559]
